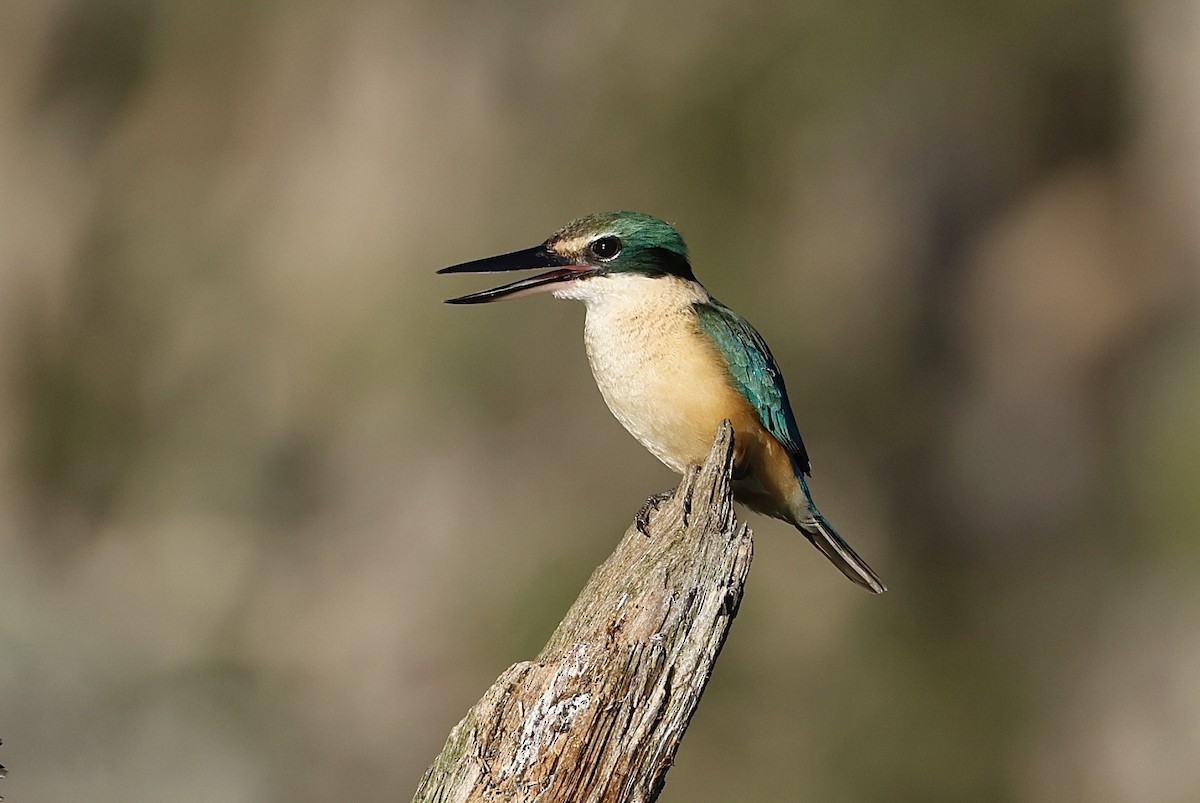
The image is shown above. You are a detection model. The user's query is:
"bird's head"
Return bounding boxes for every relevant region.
[439,211,694,304]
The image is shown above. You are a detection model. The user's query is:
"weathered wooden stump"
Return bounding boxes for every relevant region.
[414,421,753,803]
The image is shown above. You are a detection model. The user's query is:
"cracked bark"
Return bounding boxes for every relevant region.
[413,421,753,803]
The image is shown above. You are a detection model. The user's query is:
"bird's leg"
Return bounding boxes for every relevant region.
[635,490,674,537]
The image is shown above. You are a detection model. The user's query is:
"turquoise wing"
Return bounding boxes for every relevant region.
[694,299,811,476]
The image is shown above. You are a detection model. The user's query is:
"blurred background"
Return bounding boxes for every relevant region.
[1,0,1198,800]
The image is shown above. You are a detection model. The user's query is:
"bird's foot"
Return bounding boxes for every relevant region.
[636,491,674,537]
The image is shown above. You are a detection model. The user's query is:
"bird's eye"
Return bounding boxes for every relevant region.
[590,236,622,261]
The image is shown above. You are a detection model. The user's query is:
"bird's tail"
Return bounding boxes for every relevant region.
[791,476,887,594]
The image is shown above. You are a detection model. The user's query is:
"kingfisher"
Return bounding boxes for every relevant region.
[439,211,886,593]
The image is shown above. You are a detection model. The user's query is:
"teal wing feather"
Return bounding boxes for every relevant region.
[693,299,811,476]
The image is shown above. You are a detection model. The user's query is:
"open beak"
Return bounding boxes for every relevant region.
[438,244,595,304]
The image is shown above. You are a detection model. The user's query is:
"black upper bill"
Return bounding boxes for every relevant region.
[439,244,593,304]
[438,245,561,275]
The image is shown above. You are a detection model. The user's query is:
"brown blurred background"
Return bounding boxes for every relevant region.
[2,1,1199,800]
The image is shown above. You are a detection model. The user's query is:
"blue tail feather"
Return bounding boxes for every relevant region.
[794,476,886,594]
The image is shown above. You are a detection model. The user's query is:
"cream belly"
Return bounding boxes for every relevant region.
[555,274,753,474]
[586,315,735,474]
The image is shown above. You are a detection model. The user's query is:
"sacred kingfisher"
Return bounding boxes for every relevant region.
[439,211,886,593]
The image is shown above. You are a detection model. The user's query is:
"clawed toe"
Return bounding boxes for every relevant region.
[635,491,674,536]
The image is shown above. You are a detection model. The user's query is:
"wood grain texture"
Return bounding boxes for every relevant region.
[413,420,753,803]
